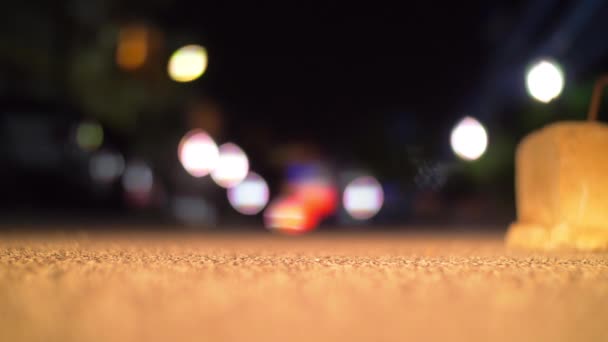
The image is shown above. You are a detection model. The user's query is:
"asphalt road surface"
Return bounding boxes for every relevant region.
[1,231,607,342]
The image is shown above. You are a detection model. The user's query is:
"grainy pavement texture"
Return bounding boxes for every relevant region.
[1,232,607,342]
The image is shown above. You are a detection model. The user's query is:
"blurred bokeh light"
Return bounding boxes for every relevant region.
[343,176,384,220]
[525,59,565,103]
[89,150,125,184]
[227,171,269,215]
[116,24,149,71]
[122,161,154,194]
[3,1,604,231]
[450,116,488,161]
[211,143,249,188]
[75,120,104,152]
[172,195,216,226]
[167,44,208,82]
[285,163,338,222]
[264,197,318,234]
[178,129,219,178]
[122,161,155,207]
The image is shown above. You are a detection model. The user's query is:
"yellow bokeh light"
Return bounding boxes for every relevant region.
[167,45,208,82]
[76,121,104,152]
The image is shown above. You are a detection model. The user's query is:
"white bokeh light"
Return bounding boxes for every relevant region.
[450,116,488,161]
[526,59,564,103]
[122,161,153,194]
[227,172,269,215]
[211,143,249,188]
[89,151,125,183]
[168,45,208,82]
[343,176,384,220]
[178,129,219,178]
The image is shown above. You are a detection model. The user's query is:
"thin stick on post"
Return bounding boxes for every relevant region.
[587,75,608,121]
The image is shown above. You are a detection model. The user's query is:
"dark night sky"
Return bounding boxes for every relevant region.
[155,1,491,143]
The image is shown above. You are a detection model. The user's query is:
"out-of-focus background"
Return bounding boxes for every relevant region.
[1,0,607,232]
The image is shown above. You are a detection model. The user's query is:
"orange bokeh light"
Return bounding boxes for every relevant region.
[116,25,149,70]
[264,197,319,235]
[291,182,337,219]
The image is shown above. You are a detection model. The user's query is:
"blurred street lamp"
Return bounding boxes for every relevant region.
[450,116,488,161]
[168,44,208,82]
[178,129,219,178]
[211,143,249,188]
[526,59,565,103]
[343,176,384,220]
[228,171,269,215]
